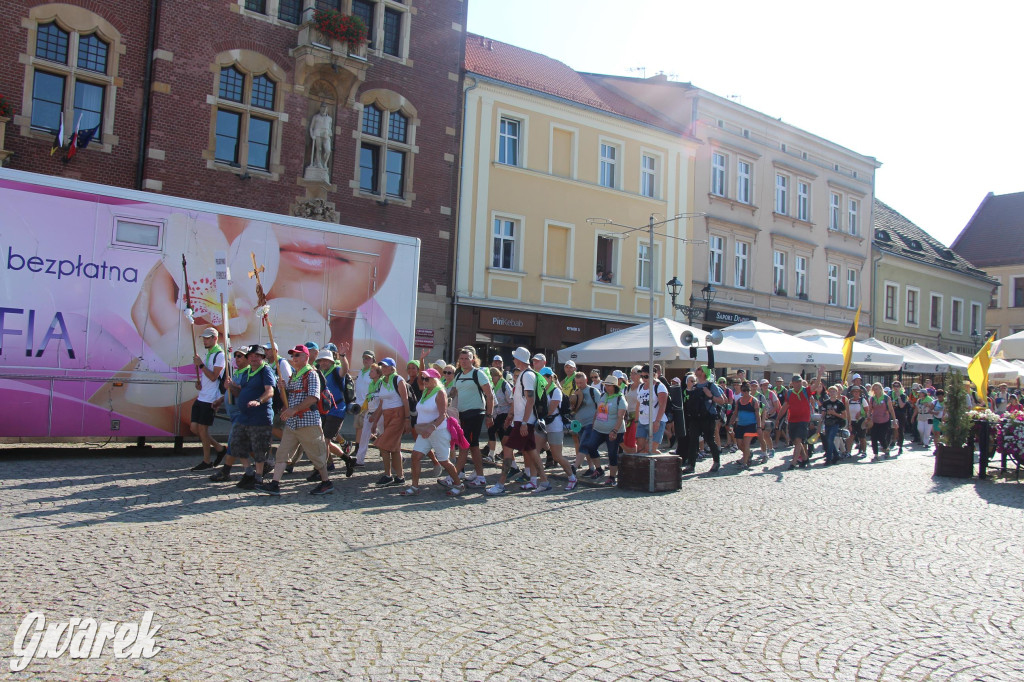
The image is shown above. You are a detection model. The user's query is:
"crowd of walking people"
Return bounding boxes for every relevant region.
[185,327,1022,496]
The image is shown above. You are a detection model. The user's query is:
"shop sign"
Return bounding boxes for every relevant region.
[706,309,756,324]
[414,328,435,348]
[478,309,537,334]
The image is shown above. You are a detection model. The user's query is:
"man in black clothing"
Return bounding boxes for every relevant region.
[686,366,725,473]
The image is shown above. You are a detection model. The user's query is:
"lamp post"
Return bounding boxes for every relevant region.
[587,213,704,458]
[666,277,717,326]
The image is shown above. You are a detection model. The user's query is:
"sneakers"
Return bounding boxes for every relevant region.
[768,449,776,458]
[437,476,455,487]
[680,466,695,475]
[343,455,355,478]
[709,462,720,473]
[191,461,213,471]
[466,476,487,488]
[213,447,227,467]
[604,475,616,486]
[481,445,491,458]
[564,477,578,491]
[587,466,605,479]
[376,475,394,486]
[388,477,405,487]
[485,483,506,496]
[235,474,256,490]
[254,480,281,496]
[481,456,496,466]
[284,463,294,474]
[399,486,421,496]
[209,468,231,482]
[535,481,553,492]
[326,461,336,472]
[447,484,466,497]
[506,466,521,480]
[520,481,537,491]
[306,471,321,483]
[309,480,334,495]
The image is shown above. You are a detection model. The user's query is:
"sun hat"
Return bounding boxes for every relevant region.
[315,350,335,363]
[512,347,531,363]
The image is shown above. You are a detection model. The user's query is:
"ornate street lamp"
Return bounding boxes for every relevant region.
[666,277,717,326]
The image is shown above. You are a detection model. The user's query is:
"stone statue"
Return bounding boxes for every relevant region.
[308,101,333,171]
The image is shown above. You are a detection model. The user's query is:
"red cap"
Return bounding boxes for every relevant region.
[288,345,310,357]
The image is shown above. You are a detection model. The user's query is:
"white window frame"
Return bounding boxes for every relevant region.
[829,192,841,231]
[711,152,727,197]
[773,250,787,294]
[637,240,660,290]
[640,152,658,198]
[930,293,943,331]
[734,240,750,289]
[970,302,982,336]
[846,268,857,309]
[848,198,859,236]
[708,235,724,285]
[736,159,752,204]
[794,255,807,296]
[497,116,521,167]
[884,281,899,323]
[827,263,839,305]
[599,138,621,189]
[797,180,810,221]
[595,233,620,285]
[491,215,520,271]
[990,278,1001,309]
[906,286,920,327]
[775,173,789,215]
[951,297,964,334]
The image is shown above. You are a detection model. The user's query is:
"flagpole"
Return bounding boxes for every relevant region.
[181,255,200,384]
[249,252,285,402]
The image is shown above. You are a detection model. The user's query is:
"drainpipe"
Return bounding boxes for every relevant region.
[134,0,160,190]
[871,251,883,338]
[449,73,478,358]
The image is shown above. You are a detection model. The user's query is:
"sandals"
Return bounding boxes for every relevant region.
[446,484,466,497]
[399,486,421,496]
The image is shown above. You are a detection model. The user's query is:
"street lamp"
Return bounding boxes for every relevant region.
[666,277,717,326]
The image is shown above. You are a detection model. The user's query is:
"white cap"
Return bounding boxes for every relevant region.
[564,360,576,368]
[512,347,531,363]
[851,373,862,380]
[612,370,626,380]
[315,350,335,363]
[200,327,218,338]
[532,353,546,363]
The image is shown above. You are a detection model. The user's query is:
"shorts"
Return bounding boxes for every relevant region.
[505,421,537,452]
[623,420,638,448]
[413,423,452,461]
[190,400,216,427]
[734,423,758,439]
[788,421,810,442]
[637,420,666,446]
[278,424,328,470]
[321,414,344,441]
[229,424,273,463]
[459,410,486,447]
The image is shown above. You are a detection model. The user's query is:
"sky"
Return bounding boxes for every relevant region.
[466,0,1024,247]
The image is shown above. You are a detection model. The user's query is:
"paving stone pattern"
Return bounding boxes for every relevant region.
[1,443,1022,681]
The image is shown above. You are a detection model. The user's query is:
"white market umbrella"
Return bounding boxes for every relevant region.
[860,338,947,374]
[795,329,903,372]
[992,330,1024,360]
[948,353,1021,382]
[720,321,844,369]
[901,343,966,372]
[556,317,769,368]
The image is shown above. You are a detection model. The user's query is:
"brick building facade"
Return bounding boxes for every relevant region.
[0,0,465,353]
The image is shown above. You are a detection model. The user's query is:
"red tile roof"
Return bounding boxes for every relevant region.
[950,191,1024,267]
[464,34,682,133]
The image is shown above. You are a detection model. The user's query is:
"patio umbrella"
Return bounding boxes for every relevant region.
[860,338,948,374]
[556,317,769,368]
[948,353,1020,382]
[902,343,968,372]
[720,321,844,370]
[795,329,903,372]
[992,330,1024,360]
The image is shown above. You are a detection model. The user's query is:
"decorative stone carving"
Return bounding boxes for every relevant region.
[293,198,338,223]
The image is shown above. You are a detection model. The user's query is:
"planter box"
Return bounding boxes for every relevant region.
[933,444,974,478]
[618,453,681,492]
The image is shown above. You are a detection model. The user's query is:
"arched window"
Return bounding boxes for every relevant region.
[355,91,416,201]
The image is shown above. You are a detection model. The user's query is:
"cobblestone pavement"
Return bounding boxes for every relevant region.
[1,441,1022,681]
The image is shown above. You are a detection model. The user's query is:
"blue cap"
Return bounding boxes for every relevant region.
[539,367,554,376]
[379,357,396,368]
[304,341,319,351]
[324,343,338,352]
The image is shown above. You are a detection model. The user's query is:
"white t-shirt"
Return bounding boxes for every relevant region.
[512,370,538,424]
[354,367,373,402]
[378,373,406,410]
[197,347,226,403]
[637,381,669,425]
[276,356,292,383]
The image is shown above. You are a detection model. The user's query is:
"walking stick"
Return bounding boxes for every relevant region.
[249,252,285,401]
[181,255,200,383]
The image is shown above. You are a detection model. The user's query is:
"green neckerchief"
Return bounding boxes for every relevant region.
[243,361,266,380]
[293,364,312,384]
[444,378,455,391]
[870,393,887,406]
[205,344,223,365]
[368,376,383,395]
[419,385,442,404]
[562,375,575,393]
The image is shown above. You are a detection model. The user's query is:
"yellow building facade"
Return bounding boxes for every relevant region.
[454,37,699,362]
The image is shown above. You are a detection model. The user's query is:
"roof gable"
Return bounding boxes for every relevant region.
[950,191,1024,267]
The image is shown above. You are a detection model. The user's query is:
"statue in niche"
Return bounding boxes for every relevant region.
[305,101,334,181]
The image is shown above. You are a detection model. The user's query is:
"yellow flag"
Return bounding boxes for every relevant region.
[967,333,995,404]
[841,305,861,383]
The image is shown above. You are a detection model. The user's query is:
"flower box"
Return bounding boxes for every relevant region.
[933,444,973,478]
